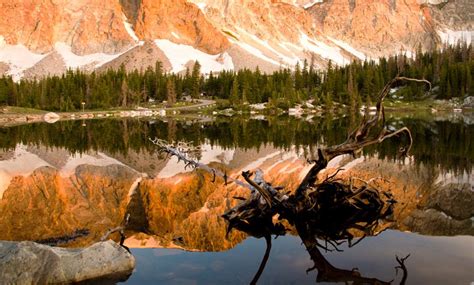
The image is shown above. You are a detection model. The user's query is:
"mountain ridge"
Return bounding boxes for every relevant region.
[0,0,472,80]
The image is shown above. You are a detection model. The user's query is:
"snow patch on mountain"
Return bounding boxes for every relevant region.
[171,32,181,39]
[0,40,142,80]
[240,29,300,67]
[60,152,129,177]
[0,38,47,80]
[300,33,347,65]
[438,29,473,45]
[283,0,324,9]
[328,37,366,61]
[0,145,52,198]
[193,2,207,12]
[154,39,234,73]
[123,20,139,42]
[54,42,122,69]
[231,39,281,66]
[303,0,324,9]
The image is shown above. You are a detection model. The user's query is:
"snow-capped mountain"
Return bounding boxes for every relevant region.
[0,0,472,79]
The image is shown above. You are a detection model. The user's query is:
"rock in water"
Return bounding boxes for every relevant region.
[43,112,60,124]
[0,240,135,284]
[462,96,474,108]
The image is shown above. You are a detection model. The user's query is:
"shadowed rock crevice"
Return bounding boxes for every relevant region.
[119,0,142,26]
[125,182,149,233]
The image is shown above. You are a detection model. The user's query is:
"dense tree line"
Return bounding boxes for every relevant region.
[0,43,472,111]
[323,42,474,109]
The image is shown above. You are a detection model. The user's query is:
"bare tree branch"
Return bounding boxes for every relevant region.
[149,138,286,207]
[101,213,130,244]
[296,76,430,196]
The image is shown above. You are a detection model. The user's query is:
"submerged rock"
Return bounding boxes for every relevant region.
[0,240,135,284]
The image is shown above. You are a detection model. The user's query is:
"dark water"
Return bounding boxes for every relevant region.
[129,232,473,285]
[0,113,473,284]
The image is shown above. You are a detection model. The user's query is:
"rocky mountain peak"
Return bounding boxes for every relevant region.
[307,0,438,57]
[0,0,471,78]
[0,0,135,55]
[134,0,230,55]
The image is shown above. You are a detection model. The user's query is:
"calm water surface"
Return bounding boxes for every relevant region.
[0,113,472,284]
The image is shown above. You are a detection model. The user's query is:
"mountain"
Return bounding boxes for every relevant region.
[0,0,472,79]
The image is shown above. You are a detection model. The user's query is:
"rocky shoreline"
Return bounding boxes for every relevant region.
[0,100,216,127]
[1,97,473,127]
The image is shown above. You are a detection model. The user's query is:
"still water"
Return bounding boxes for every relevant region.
[0,113,472,284]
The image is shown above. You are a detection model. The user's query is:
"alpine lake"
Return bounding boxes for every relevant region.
[0,110,473,284]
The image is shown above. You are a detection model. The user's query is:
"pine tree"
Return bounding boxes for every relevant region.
[241,74,250,104]
[166,78,177,107]
[347,67,358,110]
[191,61,202,99]
[121,80,129,108]
[324,92,333,110]
[230,77,240,105]
[294,62,304,91]
[302,59,309,89]
[155,61,163,75]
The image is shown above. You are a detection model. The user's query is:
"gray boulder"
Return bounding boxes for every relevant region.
[425,183,474,220]
[462,96,474,108]
[0,240,135,284]
[402,209,474,236]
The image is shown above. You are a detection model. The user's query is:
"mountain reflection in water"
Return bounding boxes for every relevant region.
[0,113,472,284]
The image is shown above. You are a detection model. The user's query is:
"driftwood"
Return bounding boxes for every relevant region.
[152,76,428,284]
[101,213,131,251]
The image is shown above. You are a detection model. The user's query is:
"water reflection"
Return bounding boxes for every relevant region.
[0,114,472,284]
[1,114,472,173]
[128,233,474,285]
[221,154,403,284]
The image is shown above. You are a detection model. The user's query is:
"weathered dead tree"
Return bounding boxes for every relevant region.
[221,77,429,236]
[152,76,427,284]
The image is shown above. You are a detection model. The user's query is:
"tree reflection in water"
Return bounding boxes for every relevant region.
[228,203,411,285]
[159,77,426,284]
[221,168,410,284]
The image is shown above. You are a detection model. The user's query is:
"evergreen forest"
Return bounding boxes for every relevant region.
[0,43,472,111]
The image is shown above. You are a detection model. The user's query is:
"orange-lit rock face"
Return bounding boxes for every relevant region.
[139,169,245,251]
[138,151,316,251]
[0,165,139,247]
[0,147,310,250]
[308,0,437,56]
[133,0,230,55]
[190,0,316,44]
[0,0,135,54]
[0,147,470,250]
